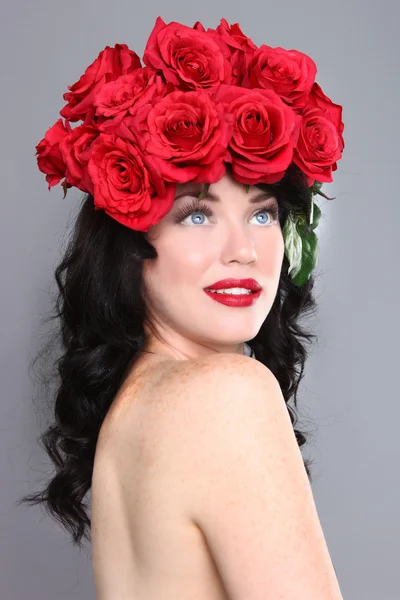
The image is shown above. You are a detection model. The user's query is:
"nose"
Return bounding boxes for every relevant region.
[220,223,257,264]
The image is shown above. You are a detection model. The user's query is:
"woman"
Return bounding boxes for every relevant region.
[19,16,345,599]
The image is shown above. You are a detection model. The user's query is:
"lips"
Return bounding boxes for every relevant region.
[204,278,262,292]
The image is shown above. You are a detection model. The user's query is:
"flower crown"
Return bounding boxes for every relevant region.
[35,16,344,286]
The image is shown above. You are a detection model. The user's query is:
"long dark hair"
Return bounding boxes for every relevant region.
[17,161,319,548]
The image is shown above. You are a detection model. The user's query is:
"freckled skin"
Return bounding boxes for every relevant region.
[141,169,284,362]
[92,356,233,600]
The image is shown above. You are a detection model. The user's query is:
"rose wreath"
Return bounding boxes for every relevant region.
[35,16,344,287]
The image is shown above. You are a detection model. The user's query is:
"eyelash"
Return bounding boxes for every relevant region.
[173,200,280,227]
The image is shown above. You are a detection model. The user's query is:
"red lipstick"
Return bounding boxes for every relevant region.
[203,278,262,307]
[204,278,262,292]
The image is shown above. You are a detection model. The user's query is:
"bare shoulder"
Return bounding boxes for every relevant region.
[163,353,343,599]
[166,350,303,486]
[113,352,286,477]
[157,351,299,500]
[165,351,281,399]
[161,352,288,432]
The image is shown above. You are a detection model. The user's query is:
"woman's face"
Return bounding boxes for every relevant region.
[142,169,285,359]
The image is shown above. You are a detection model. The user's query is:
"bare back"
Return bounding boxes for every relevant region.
[91,356,230,600]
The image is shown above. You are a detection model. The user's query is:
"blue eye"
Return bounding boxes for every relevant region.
[190,213,207,224]
[173,201,212,225]
[255,211,271,224]
[173,201,279,227]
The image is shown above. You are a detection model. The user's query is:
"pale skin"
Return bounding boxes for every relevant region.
[139,168,285,363]
[90,171,344,599]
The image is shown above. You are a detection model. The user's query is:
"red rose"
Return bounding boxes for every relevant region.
[132,89,234,183]
[246,45,317,110]
[60,44,141,123]
[59,124,100,193]
[214,84,299,184]
[93,67,167,125]
[142,16,233,91]
[35,118,71,189]
[87,129,175,231]
[293,83,344,183]
[307,82,344,151]
[211,18,258,86]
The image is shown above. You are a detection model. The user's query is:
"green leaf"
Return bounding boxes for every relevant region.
[245,184,250,193]
[309,202,321,231]
[290,229,318,287]
[282,183,325,286]
[296,212,307,229]
[283,213,319,287]
[283,214,303,279]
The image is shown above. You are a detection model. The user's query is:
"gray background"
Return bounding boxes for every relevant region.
[1,0,399,598]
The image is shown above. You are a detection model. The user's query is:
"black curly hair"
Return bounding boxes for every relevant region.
[17,161,320,548]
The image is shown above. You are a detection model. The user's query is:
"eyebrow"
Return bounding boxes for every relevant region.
[174,186,277,204]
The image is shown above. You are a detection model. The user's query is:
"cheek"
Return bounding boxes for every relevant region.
[148,237,211,288]
[257,229,285,276]
[273,235,285,273]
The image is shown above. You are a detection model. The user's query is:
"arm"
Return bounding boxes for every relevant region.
[179,354,344,600]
